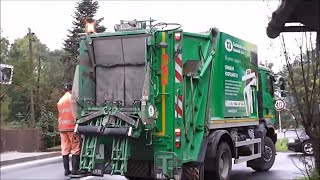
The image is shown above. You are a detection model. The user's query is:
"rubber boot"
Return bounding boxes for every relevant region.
[71,155,86,177]
[63,155,71,176]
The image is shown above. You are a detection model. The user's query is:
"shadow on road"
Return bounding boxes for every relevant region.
[228,152,313,180]
[288,153,303,157]
[230,170,276,180]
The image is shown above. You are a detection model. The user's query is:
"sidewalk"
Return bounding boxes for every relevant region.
[1,149,61,166]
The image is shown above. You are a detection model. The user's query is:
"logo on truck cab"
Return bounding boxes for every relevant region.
[224,38,247,55]
[225,39,233,52]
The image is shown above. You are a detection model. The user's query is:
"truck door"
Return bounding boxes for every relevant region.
[263,71,275,117]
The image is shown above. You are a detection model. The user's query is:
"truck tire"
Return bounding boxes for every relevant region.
[250,137,276,171]
[182,163,204,180]
[211,142,232,180]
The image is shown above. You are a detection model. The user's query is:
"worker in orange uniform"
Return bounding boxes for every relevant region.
[57,83,82,176]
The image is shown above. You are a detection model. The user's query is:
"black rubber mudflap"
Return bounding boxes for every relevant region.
[182,163,203,180]
[125,160,152,179]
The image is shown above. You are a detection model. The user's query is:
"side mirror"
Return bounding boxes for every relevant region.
[279,77,285,90]
[0,64,13,85]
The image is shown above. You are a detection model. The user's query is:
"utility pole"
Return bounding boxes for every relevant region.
[278,111,282,133]
[37,56,41,107]
[28,28,35,127]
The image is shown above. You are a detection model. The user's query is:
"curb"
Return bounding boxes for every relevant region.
[0,152,61,166]
[0,154,64,173]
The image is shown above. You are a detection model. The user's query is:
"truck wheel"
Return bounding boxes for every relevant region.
[302,140,313,156]
[182,163,204,180]
[250,137,276,171]
[212,142,232,180]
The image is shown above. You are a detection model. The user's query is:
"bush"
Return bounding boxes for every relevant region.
[36,108,59,149]
[275,138,288,152]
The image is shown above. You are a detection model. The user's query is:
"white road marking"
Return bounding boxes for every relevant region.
[80,175,95,180]
[0,156,61,171]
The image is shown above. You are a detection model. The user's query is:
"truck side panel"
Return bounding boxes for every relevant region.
[211,32,259,124]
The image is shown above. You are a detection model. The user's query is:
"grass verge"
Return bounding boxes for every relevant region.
[275,138,288,152]
[295,171,320,180]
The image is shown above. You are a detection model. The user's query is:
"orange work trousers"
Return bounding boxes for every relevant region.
[60,131,81,156]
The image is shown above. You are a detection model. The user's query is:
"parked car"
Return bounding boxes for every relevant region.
[287,131,313,156]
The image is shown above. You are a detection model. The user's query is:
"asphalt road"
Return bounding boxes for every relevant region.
[0,152,314,180]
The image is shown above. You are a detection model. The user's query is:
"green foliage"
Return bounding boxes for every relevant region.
[6,35,48,124]
[0,34,11,120]
[0,35,10,63]
[2,32,66,148]
[279,48,319,126]
[295,166,320,180]
[36,107,59,149]
[275,138,288,152]
[0,93,11,122]
[280,34,320,174]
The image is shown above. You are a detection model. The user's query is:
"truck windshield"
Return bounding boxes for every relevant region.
[265,74,274,97]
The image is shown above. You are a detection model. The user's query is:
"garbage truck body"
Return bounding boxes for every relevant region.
[72,20,283,180]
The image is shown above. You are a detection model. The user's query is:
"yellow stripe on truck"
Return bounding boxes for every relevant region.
[156,32,167,136]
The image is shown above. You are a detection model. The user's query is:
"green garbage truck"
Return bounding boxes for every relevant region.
[71,19,285,180]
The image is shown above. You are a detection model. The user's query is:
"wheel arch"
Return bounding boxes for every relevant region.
[196,130,235,163]
[196,130,234,173]
[260,118,277,144]
[204,130,235,160]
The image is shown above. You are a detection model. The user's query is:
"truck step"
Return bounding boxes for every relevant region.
[234,153,261,164]
[235,138,261,147]
[234,138,262,164]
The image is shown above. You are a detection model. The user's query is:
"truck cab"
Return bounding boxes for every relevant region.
[257,65,277,143]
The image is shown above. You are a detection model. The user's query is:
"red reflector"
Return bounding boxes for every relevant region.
[174,128,181,136]
[175,141,181,148]
[175,33,181,41]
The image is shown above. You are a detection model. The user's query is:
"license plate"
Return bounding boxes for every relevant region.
[92,163,105,177]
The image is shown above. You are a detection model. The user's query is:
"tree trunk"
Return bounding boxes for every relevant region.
[313,137,320,176]
[317,32,319,56]
[316,32,320,176]
[306,120,320,176]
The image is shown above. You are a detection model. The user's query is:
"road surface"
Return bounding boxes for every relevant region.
[1,152,313,180]
[277,129,304,139]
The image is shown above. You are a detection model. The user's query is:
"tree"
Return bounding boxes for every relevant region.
[280,32,320,176]
[62,0,106,82]
[0,31,11,122]
[0,30,10,63]
[4,33,65,147]
[6,34,49,126]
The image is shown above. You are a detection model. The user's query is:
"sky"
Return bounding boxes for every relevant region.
[0,0,308,72]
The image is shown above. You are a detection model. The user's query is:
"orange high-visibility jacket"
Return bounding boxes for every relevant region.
[57,92,75,131]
